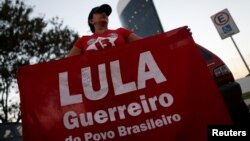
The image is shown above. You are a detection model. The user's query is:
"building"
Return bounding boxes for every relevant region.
[117,0,164,37]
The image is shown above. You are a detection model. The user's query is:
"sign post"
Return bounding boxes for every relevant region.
[211,8,250,74]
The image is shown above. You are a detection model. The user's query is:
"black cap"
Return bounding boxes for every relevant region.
[88,4,112,33]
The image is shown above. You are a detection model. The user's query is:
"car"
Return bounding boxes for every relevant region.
[197,44,250,125]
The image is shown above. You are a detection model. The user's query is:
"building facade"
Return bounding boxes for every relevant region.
[117,0,164,37]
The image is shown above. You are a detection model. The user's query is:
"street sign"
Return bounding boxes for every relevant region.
[211,8,239,39]
[211,8,250,75]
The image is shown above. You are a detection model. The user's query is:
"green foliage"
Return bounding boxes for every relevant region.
[0,0,79,123]
[242,92,250,100]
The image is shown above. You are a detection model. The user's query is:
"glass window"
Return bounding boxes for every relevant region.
[198,47,212,61]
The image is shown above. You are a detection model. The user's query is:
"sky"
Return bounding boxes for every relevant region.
[24,0,250,79]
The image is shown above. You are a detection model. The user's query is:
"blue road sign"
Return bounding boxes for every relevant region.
[222,24,233,34]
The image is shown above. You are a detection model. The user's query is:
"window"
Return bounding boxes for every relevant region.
[198,47,212,61]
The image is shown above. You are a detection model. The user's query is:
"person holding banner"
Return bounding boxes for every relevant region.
[67,4,141,57]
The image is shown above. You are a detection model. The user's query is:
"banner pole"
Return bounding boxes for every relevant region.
[230,36,250,75]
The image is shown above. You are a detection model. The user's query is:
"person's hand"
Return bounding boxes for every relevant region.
[187,27,192,35]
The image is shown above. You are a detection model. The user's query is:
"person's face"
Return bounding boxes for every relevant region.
[91,12,109,26]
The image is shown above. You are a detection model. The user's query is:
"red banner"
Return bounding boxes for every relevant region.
[17,26,231,141]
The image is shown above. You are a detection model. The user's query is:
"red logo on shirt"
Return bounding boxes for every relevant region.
[86,33,118,51]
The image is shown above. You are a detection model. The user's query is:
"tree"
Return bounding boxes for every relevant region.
[0,0,79,123]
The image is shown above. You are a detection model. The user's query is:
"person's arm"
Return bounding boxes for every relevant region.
[67,46,82,57]
[127,33,142,42]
